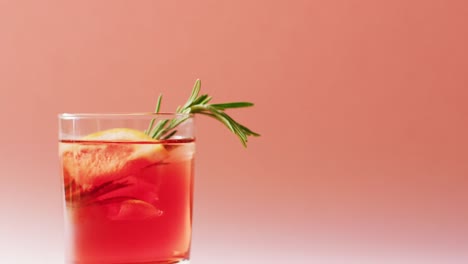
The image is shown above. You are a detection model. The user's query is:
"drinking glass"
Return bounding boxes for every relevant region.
[59,113,195,264]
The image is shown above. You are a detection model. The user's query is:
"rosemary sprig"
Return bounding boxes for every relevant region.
[144,94,163,135]
[65,179,132,206]
[145,79,260,147]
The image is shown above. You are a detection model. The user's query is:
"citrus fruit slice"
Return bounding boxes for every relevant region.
[114,199,163,220]
[61,128,168,189]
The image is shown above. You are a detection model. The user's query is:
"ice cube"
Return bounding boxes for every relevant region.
[164,142,195,162]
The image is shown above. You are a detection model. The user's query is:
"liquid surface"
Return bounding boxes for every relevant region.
[60,139,195,264]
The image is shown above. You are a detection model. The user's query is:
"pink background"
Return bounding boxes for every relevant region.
[1,0,467,263]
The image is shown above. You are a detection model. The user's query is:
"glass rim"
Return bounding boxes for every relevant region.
[58,112,193,119]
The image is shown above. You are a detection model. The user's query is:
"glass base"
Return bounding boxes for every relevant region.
[129,260,189,264]
[140,260,189,264]
[67,259,190,264]
[165,260,189,264]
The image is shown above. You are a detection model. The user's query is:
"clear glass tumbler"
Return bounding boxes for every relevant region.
[59,113,195,264]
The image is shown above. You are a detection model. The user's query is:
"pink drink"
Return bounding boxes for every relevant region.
[60,138,194,263]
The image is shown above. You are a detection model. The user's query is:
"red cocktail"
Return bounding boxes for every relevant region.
[59,116,195,264]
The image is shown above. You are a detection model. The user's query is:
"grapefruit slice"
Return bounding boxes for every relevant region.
[61,128,168,189]
[114,199,163,220]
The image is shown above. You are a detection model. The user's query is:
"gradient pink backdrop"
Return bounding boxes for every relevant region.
[1,0,467,263]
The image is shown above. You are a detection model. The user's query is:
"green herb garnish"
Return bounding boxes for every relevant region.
[145,79,260,147]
